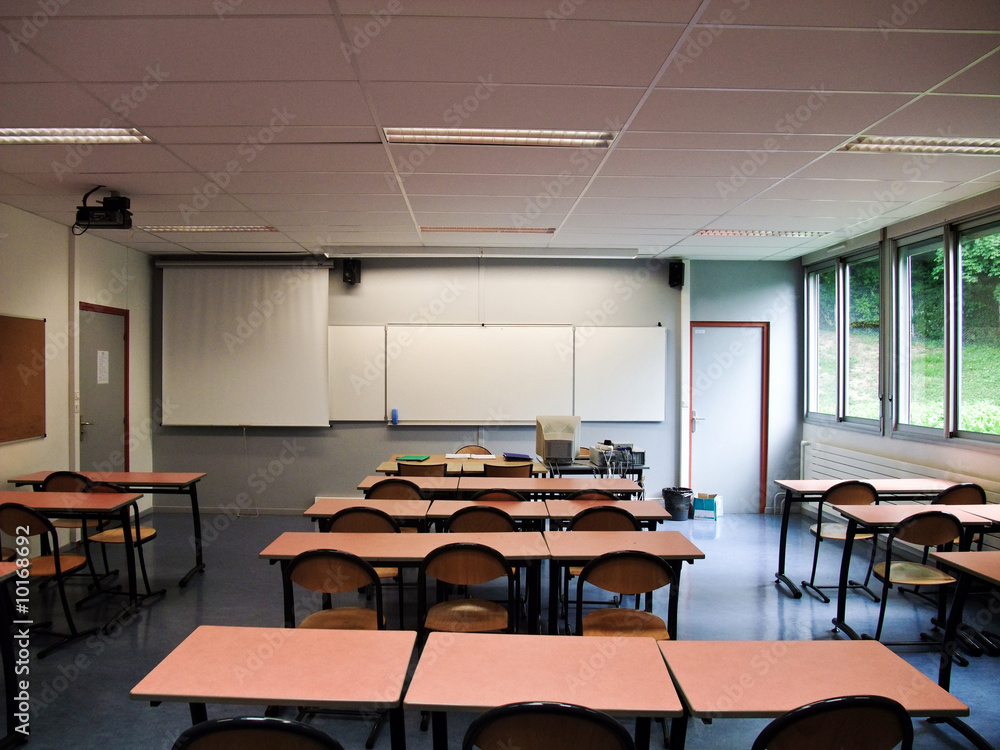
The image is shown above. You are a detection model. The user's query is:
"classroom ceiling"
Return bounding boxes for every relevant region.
[1,0,999,261]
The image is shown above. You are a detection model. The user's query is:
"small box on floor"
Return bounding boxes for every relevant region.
[693,493,723,520]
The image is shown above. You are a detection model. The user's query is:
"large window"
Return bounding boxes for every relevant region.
[957,221,1000,437]
[845,255,880,420]
[806,265,837,415]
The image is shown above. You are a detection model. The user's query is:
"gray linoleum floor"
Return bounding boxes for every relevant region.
[12,510,1000,750]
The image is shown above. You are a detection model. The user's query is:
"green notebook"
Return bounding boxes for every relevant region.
[397,455,430,461]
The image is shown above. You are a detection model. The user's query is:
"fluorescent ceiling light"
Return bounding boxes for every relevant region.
[385,127,615,148]
[839,136,1000,155]
[696,229,830,237]
[0,127,151,144]
[141,225,277,233]
[420,226,556,234]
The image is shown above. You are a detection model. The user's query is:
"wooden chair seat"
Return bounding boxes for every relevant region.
[809,523,873,541]
[89,526,157,545]
[26,554,88,579]
[299,607,382,631]
[373,566,399,579]
[581,608,669,639]
[424,599,508,632]
[874,561,956,587]
[51,517,100,529]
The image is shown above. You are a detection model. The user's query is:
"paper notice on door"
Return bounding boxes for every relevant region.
[97,350,109,384]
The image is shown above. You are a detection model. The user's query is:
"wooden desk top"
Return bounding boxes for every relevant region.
[357,475,461,492]
[830,503,993,528]
[659,639,968,719]
[260,531,550,562]
[543,530,705,561]
[131,625,415,709]
[9,471,205,488]
[426,499,549,520]
[0,489,143,513]
[0,563,18,582]
[405,632,682,717]
[305,497,431,520]
[776,478,955,496]
[458,476,642,494]
[954,504,1000,523]
[545,499,668,522]
[931,550,1000,587]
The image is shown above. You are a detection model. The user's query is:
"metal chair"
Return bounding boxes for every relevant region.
[398,461,447,477]
[575,550,675,639]
[364,478,424,500]
[444,505,517,533]
[172,716,345,750]
[455,445,491,455]
[39,470,112,585]
[463,701,637,750]
[483,462,533,477]
[751,695,913,750]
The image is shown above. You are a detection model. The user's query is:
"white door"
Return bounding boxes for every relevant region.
[689,323,768,514]
[79,304,128,472]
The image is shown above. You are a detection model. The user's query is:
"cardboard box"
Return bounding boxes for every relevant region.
[693,493,723,520]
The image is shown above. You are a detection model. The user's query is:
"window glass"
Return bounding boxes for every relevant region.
[898,238,945,429]
[807,266,837,415]
[845,255,880,420]
[958,222,1000,436]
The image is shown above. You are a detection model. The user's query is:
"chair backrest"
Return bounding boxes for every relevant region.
[462,701,637,750]
[40,470,93,492]
[287,549,383,595]
[750,695,913,750]
[88,481,126,493]
[364,478,424,500]
[564,490,617,503]
[445,505,517,533]
[456,445,491,455]
[484,462,532,478]
[468,488,528,503]
[933,482,987,506]
[421,542,513,587]
[326,507,400,533]
[172,716,346,750]
[398,462,447,477]
[0,503,63,565]
[891,510,963,549]
[576,550,675,597]
[568,506,640,532]
[821,480,878,506]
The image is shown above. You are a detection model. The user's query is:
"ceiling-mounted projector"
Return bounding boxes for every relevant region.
[73,185,132,233]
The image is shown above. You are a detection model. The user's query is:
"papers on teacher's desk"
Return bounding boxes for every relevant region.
[445,453,496,459]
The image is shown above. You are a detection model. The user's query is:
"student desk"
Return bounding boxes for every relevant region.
[426,499,549,530]
[377,454,546,476]
[260,531,548,631]
[458,476,642,499]
[357,475,460,496]
[304,497,431,531]
[0,563,19,749]
[544,499,668,529]
[131,625,415,750]
[659,639,968,750]
[931,550,1000,750]
[542,530,704,636]
[829,503,992,641]
[9,471,207,586]
[0,489,146,629]
[404,632,682,750]
[772,478,956,598]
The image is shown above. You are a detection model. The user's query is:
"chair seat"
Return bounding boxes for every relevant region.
[299,607,381,630]
[374,566,399,579]
[581,608,669,639]
[809,523,873,541]
[874,561,956,587]
[89,526,157,544]
[27,554,88,578]
[424,598,508,632]
[51,518,100,530]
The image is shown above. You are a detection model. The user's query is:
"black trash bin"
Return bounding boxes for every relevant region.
[662,487,693,522]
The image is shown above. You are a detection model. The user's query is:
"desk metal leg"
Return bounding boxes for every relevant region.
[668,714,688,750]
[668,563,682,641]
[831,519,862,640]
[548,560,561,634]
[635,717,651,750]
[774,490,802,598]
[389,706,406,750]
[431,711,448,750]
[188,702,208,725]
[102,505,138,634]
[180,484,206,587]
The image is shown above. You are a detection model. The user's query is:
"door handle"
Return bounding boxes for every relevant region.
[80,418,93,436]
[691,411,706,433]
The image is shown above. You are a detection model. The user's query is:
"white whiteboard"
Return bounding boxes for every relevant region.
[574,327,666,422]
[385,325,574,424]
[328,326,385,421]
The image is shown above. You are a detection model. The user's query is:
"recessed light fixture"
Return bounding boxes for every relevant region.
[0,127,151,144]
[420,226,556,234]
[385,128,616,148]
[839,136,1000,155]
[696,229,830,238]
[140,225,277,233]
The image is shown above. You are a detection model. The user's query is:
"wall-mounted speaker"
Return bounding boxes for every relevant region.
[343,258,361,285]
[668,260,684,289]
